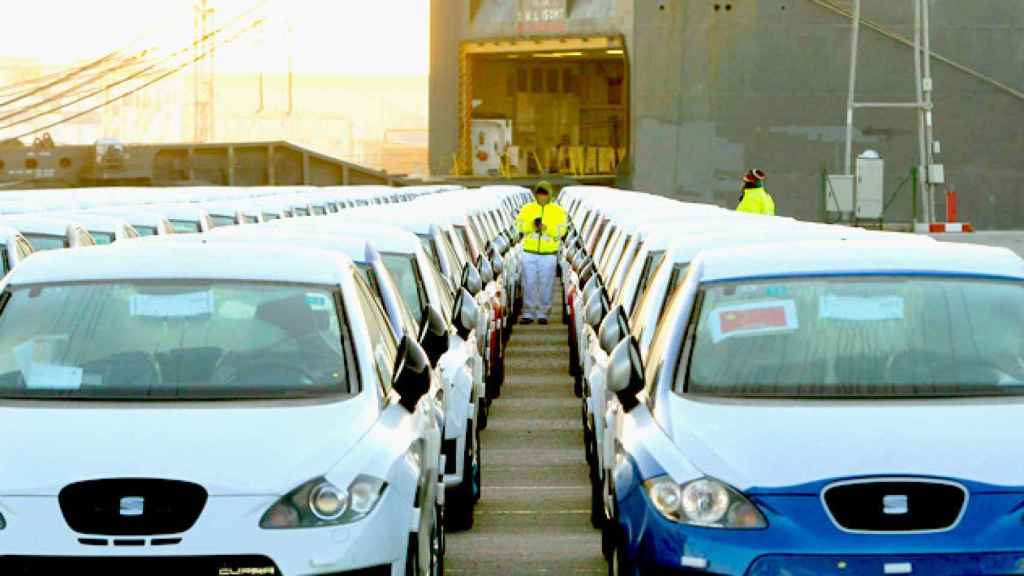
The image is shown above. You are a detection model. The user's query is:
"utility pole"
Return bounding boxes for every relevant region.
[843,0,941,228]
[193,0,215,142]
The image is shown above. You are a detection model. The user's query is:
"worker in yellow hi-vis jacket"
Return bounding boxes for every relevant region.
[737,169,776,216]
[516,181,567,324]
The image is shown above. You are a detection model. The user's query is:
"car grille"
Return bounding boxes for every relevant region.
[58,478,208,536]
[442,439,458,475]
[0,555,278,576]
[822,479,966,532]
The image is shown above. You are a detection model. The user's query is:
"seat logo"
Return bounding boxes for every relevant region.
[883,494,909,515]
[119,496,145,517]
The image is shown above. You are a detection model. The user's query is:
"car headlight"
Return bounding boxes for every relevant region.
[644,476,766,529]
[260,475,387,529]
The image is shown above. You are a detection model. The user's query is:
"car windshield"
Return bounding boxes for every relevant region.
[381,253,424,316]
[89,231,116,245]
[210,215,237,228]
[262,212,280,221]
[24,234,68,251]
[682,276,1024,398]
[133,225,157,237]
[244,215,259,224]
[0,281,353,400]
[170,220,201,234]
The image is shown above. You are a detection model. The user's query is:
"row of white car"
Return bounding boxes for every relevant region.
[556,186,1024,575]
[0,183,531,575]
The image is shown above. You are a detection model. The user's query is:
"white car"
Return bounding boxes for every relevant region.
[0,224,34,275]
[146,205,214,234]
[84,208,177,237]
[0,243,444,575]
[0,215,96,251]
[261,219,487,530]
[51,213,140,245]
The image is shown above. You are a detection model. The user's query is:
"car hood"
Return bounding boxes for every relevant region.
[666,395,1024,492]
[0,396,377,496]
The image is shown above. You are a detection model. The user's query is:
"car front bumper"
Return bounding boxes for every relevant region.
[617,478,1024,576]
[0,492,414,576]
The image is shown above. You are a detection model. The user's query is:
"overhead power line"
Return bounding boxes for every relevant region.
[0,49,157,125]
[0,49,124,110]
[9,17,265,140]
[1,1,267,132]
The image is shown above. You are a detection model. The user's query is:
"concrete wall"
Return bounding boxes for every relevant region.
[631,0,1024,228]
[431,0,1024,229]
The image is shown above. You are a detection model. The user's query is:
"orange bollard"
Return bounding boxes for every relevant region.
[945,190,958,223]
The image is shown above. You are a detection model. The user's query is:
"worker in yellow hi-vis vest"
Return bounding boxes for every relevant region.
[516,181,567,325]
[737,169,776,216]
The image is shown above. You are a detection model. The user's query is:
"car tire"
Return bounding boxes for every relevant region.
[583,410,596,469]
[445,423,478,532]
[406,508,445,576]
[607,525,645,576]
[590,468,605,529]
[478,399,489,431]
[486,353,504,400]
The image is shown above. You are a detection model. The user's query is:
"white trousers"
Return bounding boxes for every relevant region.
[522,252,557,319]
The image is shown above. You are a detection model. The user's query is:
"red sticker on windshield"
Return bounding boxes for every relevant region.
[710,300,798,343]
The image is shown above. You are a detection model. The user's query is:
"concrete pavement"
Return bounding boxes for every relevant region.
[446,288,605,575]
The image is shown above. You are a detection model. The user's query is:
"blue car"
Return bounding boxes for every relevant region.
[603,239,1024,576]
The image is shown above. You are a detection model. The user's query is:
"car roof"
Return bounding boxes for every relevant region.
[50,212,132,231]
[665,229,926,264]
[696,240,1024,283]
[149,204,209,219]
[7,243,353,285]
[0,225,24,243]
[207,228,375,263]
[0,215,78,236]
[266,218,422,253]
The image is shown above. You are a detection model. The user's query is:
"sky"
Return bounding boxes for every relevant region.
[0,0,429,76]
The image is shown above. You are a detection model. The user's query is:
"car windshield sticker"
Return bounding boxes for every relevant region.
[710,299,798,343]
[819,294,904,321]
[129,291,214,318]
[306,293,332,311]
[13,338,83,390]
[218,300,256,320]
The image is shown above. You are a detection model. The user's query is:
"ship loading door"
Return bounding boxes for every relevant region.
[459,36,628,179]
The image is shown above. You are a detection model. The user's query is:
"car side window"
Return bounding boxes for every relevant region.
[353,274,398,397]
[643,276,690,407]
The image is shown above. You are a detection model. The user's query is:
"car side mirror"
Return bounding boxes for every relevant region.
[418,305,448,367]
[598,305,629,355]
[490,249,504,275]
[392,335,432,412]
[477,255,494,285]
[579,259,596,286]
[606,336,644,412]
[582,275,601,305]
[452,288,479,340]
[462,263,482,296]
[585,288,610,329]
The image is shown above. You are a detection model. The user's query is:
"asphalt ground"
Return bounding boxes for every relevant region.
[931,230,1024,257]
[447,283,605,575]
